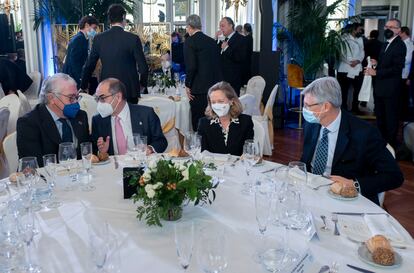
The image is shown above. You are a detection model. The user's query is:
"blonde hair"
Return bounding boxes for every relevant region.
[205,81,243,119]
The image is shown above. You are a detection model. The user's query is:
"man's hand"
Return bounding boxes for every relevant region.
[186,87,195,101]
[221,41,228,50]
[215,30,222,39]
[146,145,155,155]
[97,136,110,154]
[364,67,376,76]
[349,60,360,67]
[330,175,355,188]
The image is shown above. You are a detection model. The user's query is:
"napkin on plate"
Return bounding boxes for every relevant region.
[364,214,405,243]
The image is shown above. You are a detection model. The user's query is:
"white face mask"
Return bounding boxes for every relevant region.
[97,101,114,118]
[212,103,230,117]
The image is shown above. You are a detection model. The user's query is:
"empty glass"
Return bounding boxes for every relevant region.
[58,142,78,191]
[80,142,95,192]
[17,157,39,191]
[128,134,147,164]
[254,181,273,262]
[197,227,228,273]
[18,208,41,273]
[174,221,194,271]
[89,223,110,271]
[261,226,288,273]
[184,132,202,160]
[241,140,261,194]
[42,154,61,208]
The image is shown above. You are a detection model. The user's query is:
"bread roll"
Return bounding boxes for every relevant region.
[9,172,21,183]
[98,152,109,161]
[330,182,342,194]
[366,235,395,266]
[330,182,358,197]
[91,154,100,163]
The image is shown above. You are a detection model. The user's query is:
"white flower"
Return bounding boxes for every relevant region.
[148,160,157,170]
[146,189,156,198]
[179,165,187,172]
[182,168,189,180]
[144,184,153,192]
[143,171,151,182]
[154,182,163,190]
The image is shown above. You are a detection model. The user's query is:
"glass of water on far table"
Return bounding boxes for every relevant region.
[42,154,61,208]
[81,142,95,192]
[58,142,78,191]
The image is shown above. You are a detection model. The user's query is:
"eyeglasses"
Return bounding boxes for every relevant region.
[94,94,114,103]
[55,93,80,103]
[384,25,399,30]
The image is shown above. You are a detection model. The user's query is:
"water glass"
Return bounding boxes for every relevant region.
[184,133,201,160]
[174,221,194,271]
[42,154,61,208]
[80,142,95,192]
[89,223,115,272]
[31,174,51,211]
[288,161,307,191]
[241,140,260,194]
[129,134,147,164]
[18,208,41,273]
[58,142,78,191]
[261,226,288,272]
[17,157,39,191]
[254,182,272,262]
[197,227,228,273]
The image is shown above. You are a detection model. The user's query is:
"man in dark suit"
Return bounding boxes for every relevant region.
[242,23,253,85]
[184,14,222,131]
[92,78,167,156]
[63,16,98,88]
[365,19,406,148]
[216,17,247,95]
[300,77,403,205]
[0,57,32,95]
[16,73,90,167]
[81,4,148,104]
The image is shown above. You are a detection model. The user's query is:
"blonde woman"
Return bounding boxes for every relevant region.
[197,81,254,156]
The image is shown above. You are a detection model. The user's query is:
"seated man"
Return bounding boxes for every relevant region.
[17,73,90,167]
[92,78,167,155]
[300,77,404,205]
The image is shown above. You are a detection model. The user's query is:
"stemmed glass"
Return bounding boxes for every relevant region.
[174,221,194,271]
[18,208,41,273]
[89,223,110,272]
[128,134,147,165]
[288,161,307,191]
[42,154,61,208]
[58,142,77,191]
[17,157,39,191]
[241,140,260,194]
[80,142,95,192]
[254,180,272,262]
[184,133,201,160]
[197,227,228,273]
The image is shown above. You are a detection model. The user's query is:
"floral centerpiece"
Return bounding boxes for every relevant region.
[128,159,217,226]
[148,72,176,94]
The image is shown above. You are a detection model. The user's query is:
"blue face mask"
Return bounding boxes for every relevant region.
[87,29,96,38]
[63,102,80,119]
[302,107,320,124]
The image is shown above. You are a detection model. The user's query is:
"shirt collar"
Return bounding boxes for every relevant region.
[45,105,61,122]
[113,102,130,121]
[387,35,398,44]
[323,110,341,133]
[210,117,239,125]
[226,31,236,40]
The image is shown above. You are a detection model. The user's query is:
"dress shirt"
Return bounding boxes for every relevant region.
[46,105,78,146]
[402,37,414,79]
[338,34,364,79]
[221,31,236,54]
[111,103,134,155]
[311,110,342,176]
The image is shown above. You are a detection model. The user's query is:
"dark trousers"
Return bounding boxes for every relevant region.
[399,79,410,120]
[190,93,208,132]
[337,72,363,111]
[374,94,399,148]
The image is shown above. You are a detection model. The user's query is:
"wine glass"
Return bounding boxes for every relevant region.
[287,161,307,191]
[184,133,201,160]
[58,142,78,191]
[261,225,288,273]
[17,157,39,191]
[254,180,272,262]
[174,221,194,271]
[197,227,228,273]
[128,134,147,165]
[18,208,41,273]
[241,140,260,194]
[42,154,61,208]
[80,142,95,192]
[89,223,110,272]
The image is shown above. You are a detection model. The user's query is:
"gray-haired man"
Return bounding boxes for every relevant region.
[16,73,90,167]
[300,77,403,205]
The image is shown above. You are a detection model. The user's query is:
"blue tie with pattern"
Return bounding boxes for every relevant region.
[58,118,73,143]
[313,128,329,175]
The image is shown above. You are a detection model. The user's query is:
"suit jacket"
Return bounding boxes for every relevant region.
[300,111,404,205]
[362,38,383,67]
[0,58,32,94]
[81,26,148,99]
[408,51,414,81]
[197,114,254,156]
[63,31,89,87]
[16,104,90,167]
[184,31,222,95]
[91,103,167,155]
[374,36,406,97]
[242,33,253,85]
[217,31,247,94]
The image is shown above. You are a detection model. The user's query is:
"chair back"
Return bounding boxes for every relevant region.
[252,119,265,157]
[0,83,4,99]
[239,94,260,116]
[0,107,10,142]
[3,131,17,175]
[0,94,22,134]
[287,64,304,88]
[378,144,396,207]
[79,93,98,130]
[246,76,266,112]
[25,71,42,99]
[139,96,176,134]
[263,84,278,148]
[17,90,32,115]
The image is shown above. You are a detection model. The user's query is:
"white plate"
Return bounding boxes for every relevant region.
[92,159,111,166]
[358,244,402,268]
[327,189,359,201]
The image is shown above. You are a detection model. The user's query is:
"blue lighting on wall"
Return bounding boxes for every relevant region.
[41,18,55,77]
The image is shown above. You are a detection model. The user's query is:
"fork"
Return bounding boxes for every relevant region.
[331,214,340,236]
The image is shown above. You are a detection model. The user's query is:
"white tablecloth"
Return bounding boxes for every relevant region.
[5,158,413,273]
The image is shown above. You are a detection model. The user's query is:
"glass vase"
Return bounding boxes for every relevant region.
[160,205,183,221]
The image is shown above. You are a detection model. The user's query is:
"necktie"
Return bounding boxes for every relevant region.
[58,118,73,143]
[224,37,229,42]
[115,116,127,155]
[313,128,329,175]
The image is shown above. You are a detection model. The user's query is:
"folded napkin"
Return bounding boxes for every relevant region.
[364,214,405,243]
[307,174,332,188]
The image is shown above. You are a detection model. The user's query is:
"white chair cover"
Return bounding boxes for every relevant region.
[0,107,10,178]
[0,94,22,134]
[252,84,278,156]
[252,119,265,157]
[138,96,180,152]
[3,131,17,175]
[245,76,266,113]
[79,93,98,131]
[17,90,32,115]
[378,144,396,207]
[25,71,42,99]
[239,94,261,116]
[0,83,4,99]
[403,122,414,162]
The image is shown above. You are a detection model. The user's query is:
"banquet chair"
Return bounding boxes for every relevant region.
[0,83,4,99]
[378,144,396,207]
[17,90,32,115]
[138,96,180,152]
[252,119,265,157]
[252,84,279,156]
[0,94,23,134]
[245,76,266,114]
[239,94,261,116]
[24,71,42,99]
[3,131,17,175]
[287,64,305,129]
[403,122,414,163]
[0,107,10,178]
[79,93,98,131]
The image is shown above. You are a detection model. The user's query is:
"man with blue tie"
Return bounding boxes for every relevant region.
[92,78,167,156]
[300,77,403,205]
[16,73,90,167]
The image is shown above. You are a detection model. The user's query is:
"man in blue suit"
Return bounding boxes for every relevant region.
[63,16,98,88]
[92,78,167,155]
[300,77,403,205]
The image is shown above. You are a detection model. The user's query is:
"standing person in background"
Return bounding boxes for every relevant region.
[216,17,247,96]
[363,30,383,67]
[170,32,185,75]
[81,4,148,103]
[235,25,243,35]
[399,26,413,120]
[184,14,222,131]
[242,23,253,85]
[15,48,26,73]
[63,16,98,88]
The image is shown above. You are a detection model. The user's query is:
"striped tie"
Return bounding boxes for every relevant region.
[313,128,329,175]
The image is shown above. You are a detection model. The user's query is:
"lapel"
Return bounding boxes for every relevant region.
[128,103,144,135]
[69,115,84,140]
[101,116,114,155]
[228,32,239,46]
[305,123,321,164]
[39,105,61,145]
[332,112,349,168]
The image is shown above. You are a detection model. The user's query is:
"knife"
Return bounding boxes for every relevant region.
[332,212,387,216]
[347,264,376,273]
